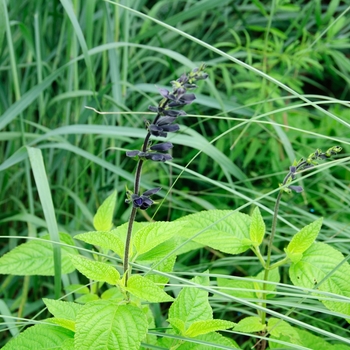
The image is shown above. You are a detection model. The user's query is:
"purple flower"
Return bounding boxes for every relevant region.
[126,150,172,162]
[126,187,161,210]
[168,93,196,107]
[150,142,173,152]
[288,185,303,193]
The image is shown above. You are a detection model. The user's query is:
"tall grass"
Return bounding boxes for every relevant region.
[1,0,350,348]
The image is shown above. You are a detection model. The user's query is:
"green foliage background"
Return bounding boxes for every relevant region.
[0,0,350,348]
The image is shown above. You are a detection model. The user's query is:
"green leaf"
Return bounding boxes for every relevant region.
[74,230,125,258]
[2,324,73,350]
[285,218,323,261]
[93,190,117,231]
[217,277,255,299]
[127,275,174,302]
[45,317,76,332]
[169,274,212,329]
[137,239,177,263]
[234,316,265,333]
[134,221,184,255]
[75,294,99,304]
[43,298,82,321]
[253,267,280,298]
[295,328,344,350]
[249,207,265,246]
[75,300,148,350]
[176,210,251,255]
[0,233,77,276]
[70,255,120,285]
[167,318,186,334]
[268,318,301,347]
[289,242,350,319]
[145,253,177,285]
[185,319,235,337]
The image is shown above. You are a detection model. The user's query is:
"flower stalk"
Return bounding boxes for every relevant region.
[259,146,342,329]
[123,65,208,287]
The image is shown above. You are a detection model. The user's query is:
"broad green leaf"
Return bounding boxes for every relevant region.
[43,298,82,321]
[234,316,265,333]
[137,239,177,263]
[127,275,174,302]
[0,233,77,276]
[253,267,280,298]
[249,207,265,245]
[158,329,239,349]
[185,319,235,337]
[134,221,185,255]
[2,324,73,350]
[46,318,76,332]
[289,242,350,319]
[93,190,117,231]
[285,218,323,262]
[176,210,251,255]
[74,230,125,258]
[75,300,148,350]
[295,328,347,350]
[268,318,301,347]
[169,275,212,328]
[167,317,185,334]
[64,284,89,295]
[70,255,120,285]
[217,277,255,299]
[75,294,99,304]
[145,254,177,285]
[101,287,124,301]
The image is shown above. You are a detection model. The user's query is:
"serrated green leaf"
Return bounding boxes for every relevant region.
[286,217,323,256]
[74,230,125,257]
[134,221,184,255]
[185,319,235,337]
[253,267,280,299]
[75,300,148,350]
[0,233,77,276]
[295,328,343,349]
[234,316,265,333]
[176,210,251,255]
[46,317,76,332]
[70,255,120,285]
[64,284,89,295]
[75,294,99,304]
[268,318,301,346]
[43,298,82,321]
[2,324,73,350]
[289,242,350,319]
[93,190,117,231]
[169,275,212,328]
[217,277,255,299]
[137,239,177,263]
[249,207,265,245]
[145,254,177,285]
[127,275,174,302]
[101,287,124,301]
[195,331,240,348]
[167,317,186,334]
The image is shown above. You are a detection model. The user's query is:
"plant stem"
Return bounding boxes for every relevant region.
[260,190,282,326]
[123,111,162,287]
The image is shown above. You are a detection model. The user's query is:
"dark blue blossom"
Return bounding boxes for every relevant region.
[126,150,172,162]
[149,142,173,152]
[126,187,161,210]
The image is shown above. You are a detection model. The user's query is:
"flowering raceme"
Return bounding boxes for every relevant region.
[125,64,208,210]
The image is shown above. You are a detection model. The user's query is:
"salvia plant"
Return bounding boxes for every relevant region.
[0,65,348,350]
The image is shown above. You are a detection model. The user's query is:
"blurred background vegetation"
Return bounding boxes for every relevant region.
[1,0,350,347]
